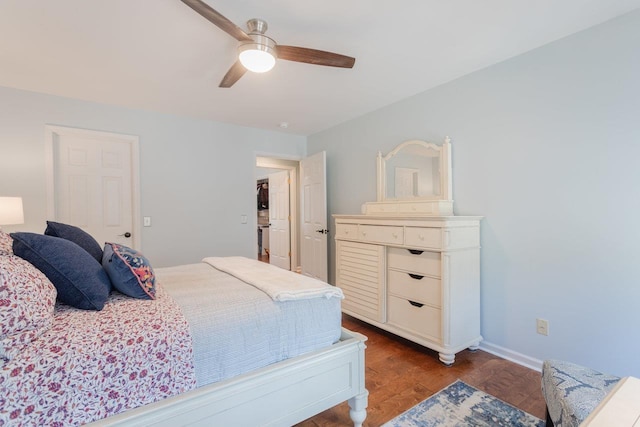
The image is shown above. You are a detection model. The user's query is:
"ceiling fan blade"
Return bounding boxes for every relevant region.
[181,0,252,42]
[219,61,247,88]
[276,46,355,68]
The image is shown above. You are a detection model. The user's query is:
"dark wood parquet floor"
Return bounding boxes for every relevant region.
[296,315,546,427]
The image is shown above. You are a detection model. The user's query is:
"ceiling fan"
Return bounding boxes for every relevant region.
[181,0,356,88]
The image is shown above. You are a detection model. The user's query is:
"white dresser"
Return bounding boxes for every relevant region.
[333,137,482,365]
[334,215,482,365]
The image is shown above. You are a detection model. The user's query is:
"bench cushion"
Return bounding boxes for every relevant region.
[541,359,620,427]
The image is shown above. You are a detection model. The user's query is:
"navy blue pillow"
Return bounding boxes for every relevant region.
[44,221,103,264]
[102,243,156,300]
[11,232,111,310]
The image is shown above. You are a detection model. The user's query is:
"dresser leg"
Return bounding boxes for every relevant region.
[439,352,455,366]
[468,341,480,351]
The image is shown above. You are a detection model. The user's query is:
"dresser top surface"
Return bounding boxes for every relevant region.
[333,214,483,222]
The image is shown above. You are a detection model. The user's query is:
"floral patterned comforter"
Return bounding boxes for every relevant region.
[0,286,196,426]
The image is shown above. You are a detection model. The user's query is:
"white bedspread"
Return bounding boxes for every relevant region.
[202,256,344,301]
[158,262,342,387]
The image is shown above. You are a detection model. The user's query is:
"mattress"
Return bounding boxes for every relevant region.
[157,262,342,386]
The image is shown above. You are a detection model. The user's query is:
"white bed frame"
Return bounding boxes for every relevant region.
[89,328,368,427]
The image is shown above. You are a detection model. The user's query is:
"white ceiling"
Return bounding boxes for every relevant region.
[1,1,639,136]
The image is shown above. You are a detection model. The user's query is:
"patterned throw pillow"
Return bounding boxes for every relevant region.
[44,221,103,263]
[11,232,111,310]
[0,230,12,255]
[0,255,57,360]
[102,243,156,300]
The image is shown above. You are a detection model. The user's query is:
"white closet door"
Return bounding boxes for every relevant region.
[268,170,291,270]
[300,151,328,282]
[47,126,139,249]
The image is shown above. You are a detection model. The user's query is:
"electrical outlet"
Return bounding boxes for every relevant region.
[143,216,152,227]
[536,318,549,336]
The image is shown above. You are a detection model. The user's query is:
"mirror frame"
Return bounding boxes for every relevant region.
[376,137,452,202]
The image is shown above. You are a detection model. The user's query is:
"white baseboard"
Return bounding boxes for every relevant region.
[479,341,543,372]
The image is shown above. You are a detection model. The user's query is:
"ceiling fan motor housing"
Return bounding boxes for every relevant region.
[238,33,277,66]
[239,34,277,56]
[238,21,277,73]
[239,18,277,63]
[246,18,268,34]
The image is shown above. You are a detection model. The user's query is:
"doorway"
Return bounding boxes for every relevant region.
[256,157,299,270]
[255,152,328,281]
[256,178,269,263]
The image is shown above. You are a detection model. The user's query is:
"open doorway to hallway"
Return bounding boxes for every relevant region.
[255,157,300,269]
[255,152,328,281]
[256,177,270,263]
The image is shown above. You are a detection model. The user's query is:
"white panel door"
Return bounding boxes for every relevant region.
[47,126,139,249]
[269,170,291,270]
[300,151,328,281]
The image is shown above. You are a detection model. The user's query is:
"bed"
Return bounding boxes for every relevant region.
[0,229,368,427]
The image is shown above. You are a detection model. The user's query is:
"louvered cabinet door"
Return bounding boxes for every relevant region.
[336,240,386,323]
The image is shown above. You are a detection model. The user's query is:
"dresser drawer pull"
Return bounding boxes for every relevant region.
[408,249,424,255]
[408,300,424,308]
[408,273,424,280]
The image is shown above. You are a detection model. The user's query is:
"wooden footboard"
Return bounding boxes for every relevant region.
[89,328,368,427]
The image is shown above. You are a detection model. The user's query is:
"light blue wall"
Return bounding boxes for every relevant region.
[0,86,306,267]
[308,10,640,377]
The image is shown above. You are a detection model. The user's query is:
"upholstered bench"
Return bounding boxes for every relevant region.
[541,360,620,427]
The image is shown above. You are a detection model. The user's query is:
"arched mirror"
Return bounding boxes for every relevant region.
[361,137,453,216]
[377,138,451,202]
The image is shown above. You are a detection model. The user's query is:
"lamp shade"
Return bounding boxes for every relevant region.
[0,197,24,225]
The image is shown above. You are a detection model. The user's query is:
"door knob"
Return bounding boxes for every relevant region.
[119,232,132,238]
[315,229,329,234]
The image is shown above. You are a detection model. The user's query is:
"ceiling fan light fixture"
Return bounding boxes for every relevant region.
[238,35,277,73]
[181,2,355,87]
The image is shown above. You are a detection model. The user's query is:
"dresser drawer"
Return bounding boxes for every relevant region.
[359,225,403,245]
[335,223,358,240]
[387,247,441,277]
[363,204,397,215]
[404,227,442,249]
[387,295,441,341]
[388,269,441,307]
[396,202,438,215]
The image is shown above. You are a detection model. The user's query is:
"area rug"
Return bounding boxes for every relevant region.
[382,380,544,427]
